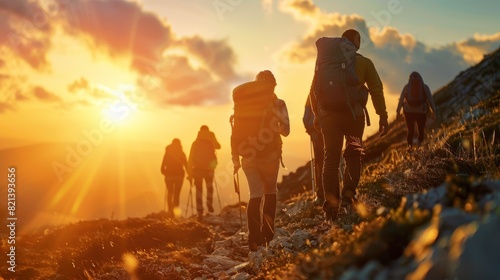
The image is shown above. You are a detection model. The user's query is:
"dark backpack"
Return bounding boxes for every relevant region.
[191,139,217,170]
[313,37,360,114]
[405,73,426,106]
[230,80,282,159]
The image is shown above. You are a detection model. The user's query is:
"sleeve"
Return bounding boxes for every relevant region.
[364,58,388,118]
[397,85,407,114]
[424,85,436,114]
[303,97,314,133]
[182,151,188,173]
[276,99,290,137]
[211,132,221,150]
[161,153,167,175]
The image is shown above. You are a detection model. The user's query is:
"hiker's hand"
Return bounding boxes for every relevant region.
[379,116,389,137]
[232,156,241,174]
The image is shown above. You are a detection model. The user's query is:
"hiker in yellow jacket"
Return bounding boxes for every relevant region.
[309,29,389,221]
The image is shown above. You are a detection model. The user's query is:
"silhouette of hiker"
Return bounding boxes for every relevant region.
[303,96,324,205]
[396,71,437,149]
[231,70,290,251]
[188,125,221,221]
[309,29,389,221]
[161,138,188,218]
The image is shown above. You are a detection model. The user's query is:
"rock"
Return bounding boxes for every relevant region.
[439,208,479,234]
[203,255,241,271]
[225,262,249,276]
[231,272,252,280]
[290,229,314,251]
[248,248,268,273]
[455,216,500,280]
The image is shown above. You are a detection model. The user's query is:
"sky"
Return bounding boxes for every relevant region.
[0,0,499,226]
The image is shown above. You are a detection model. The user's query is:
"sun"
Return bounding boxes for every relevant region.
[98,84,139,124]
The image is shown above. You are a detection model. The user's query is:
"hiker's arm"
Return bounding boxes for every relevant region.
[276,100,290,137]
[365,59,388,118]
[212,134,221,150]
[425,85,437,114]
[161,154,167,175]
[396,85,407,115]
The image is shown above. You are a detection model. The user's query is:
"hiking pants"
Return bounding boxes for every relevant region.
[320,110,365,212]
[404,112,427,146]
[192,168,214,215]
[164,176,183,213]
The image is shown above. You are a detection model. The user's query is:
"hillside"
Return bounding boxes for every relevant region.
[1,49,499,279]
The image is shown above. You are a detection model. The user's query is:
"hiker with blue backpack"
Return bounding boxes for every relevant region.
[308,29,389,222]
[396,71,437,150]
[231,70,290,251]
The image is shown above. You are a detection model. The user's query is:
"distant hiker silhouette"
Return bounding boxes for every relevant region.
[161,138,188,218]
[231,70,290,251]
[397,71,437,149]
[308,29,389,222]
[303,97,324,205]
[188,125,221,221]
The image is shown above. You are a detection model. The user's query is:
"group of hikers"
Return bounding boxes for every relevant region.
[160,29,436,252]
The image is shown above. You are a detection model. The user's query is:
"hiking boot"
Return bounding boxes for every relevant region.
[324,209,338,222]
[207,204,214,213]
[341,197,358,210]
[313,196,325,206]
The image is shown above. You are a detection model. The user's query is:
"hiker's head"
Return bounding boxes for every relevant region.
[342,29,361,50]
[255,70,277,86]
[171,138,181,146]
[409,71,423,82]
[200,125,209,131]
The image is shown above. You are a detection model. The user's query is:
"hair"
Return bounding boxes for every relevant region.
[409,71,423,96]
[341,29,361,50]
[200,125,209,131]
[255,70,277,86]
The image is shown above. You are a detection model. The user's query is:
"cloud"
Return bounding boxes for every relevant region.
[0,0,243,107]
[0,0,54,70]
[278,0,500,95]
[33,86,62,102]
[67,77,89,93]
[0,102,13,113]
[57,0,242,106]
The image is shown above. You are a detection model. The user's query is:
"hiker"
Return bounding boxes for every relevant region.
[160,138,188,218]
[231,70,290,251]
[396,71,436,149]
[188,125,221,221]
[303,96,324,205]
[308,29,389,222]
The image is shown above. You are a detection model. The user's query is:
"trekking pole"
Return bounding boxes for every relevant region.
[234,171,244,238]
[310,139,316,199]
[214,177,223,212]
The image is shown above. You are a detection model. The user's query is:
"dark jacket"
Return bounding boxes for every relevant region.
[188,129,221,171]
[161,142,188,177]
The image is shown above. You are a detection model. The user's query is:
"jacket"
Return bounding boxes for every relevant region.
[397,83,436,114]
